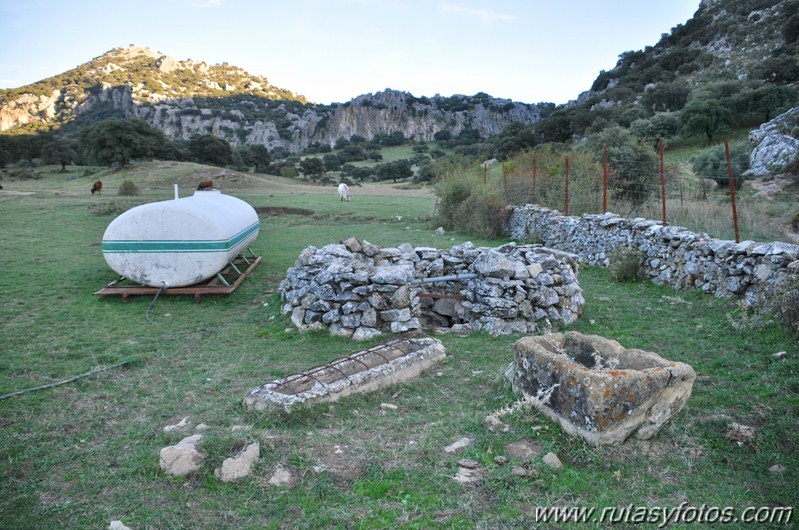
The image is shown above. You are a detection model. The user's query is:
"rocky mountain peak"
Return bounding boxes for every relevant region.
[0,46,542,153]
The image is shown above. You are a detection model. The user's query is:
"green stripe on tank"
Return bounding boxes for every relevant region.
[102,221,259,254]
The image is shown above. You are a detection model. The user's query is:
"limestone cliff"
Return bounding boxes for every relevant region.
[0,45,541,154]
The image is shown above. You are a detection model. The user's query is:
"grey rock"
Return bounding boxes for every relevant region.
[267,466,292,487]
[473,250,516,278]
[505,440,543,461]
[352,327,382,341]
[542,452,563,470]
[372,265,414,285]
[159,434,204,477]
[215,442,260,482]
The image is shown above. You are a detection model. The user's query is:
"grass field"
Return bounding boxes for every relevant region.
[1,162,797,529]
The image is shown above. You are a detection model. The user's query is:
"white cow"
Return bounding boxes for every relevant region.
[338,182,352,201]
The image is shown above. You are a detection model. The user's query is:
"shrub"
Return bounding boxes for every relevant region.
[118,179,139,196]
[767,273,799,336]
[88,200,133,216]
[690,141,750,190]
[607,246,644,283]
[280,165,299,179]
[435,170,510,238]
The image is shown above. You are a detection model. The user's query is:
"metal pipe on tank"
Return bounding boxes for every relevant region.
[174,184,179,200]
[409,273,477,285]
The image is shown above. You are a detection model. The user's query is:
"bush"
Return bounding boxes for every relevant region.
[767,273,799,336]
[88,200,133,216]
[280,165,299,179]
[690,141,751,189]
[118,179,139,196]
[435,170,510,238]
[607,246,644,283]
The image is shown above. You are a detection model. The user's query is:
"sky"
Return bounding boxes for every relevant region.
[0,0,701,105]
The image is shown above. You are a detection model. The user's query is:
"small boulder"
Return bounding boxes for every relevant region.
[725,422,757,444]
[444,437,472,454]
[453,460,486,484]
[159,434,204,477]
[511,466,538,478]
[505,440,543,461]
[163,416,190,433]
[485,414,510,433]
[542,452,563,470]
[267,466,293,487]
[473,250,516,278]
[215,442,260,482]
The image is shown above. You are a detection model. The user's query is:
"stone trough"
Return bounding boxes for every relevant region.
[243,336,446,412]
[512,332,696,445]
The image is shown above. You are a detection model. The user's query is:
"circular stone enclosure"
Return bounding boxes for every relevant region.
[278,238,585,338]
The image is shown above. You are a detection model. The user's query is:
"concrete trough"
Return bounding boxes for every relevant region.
[513,331,696,445]
[244,337,446,413]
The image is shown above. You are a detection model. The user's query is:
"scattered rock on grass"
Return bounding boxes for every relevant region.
[215,442,260,482]
[511,466,538,478]
[542,452,563,470]
[485,414,510,433]
[444,437,472,454]
[458,458,479,469]
[505,440,542,461]
[109,521,132,530]
[453,460,486,484]
[159,434,204,477]
[267,466,293,487]
[163,416,190,432]
[725,423,757,444]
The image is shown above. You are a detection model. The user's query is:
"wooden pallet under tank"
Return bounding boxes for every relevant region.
[94,253,261,303]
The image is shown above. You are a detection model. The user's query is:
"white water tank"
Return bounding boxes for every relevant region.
[102,190,260,287]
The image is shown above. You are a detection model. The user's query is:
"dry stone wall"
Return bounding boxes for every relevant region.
[508,205,799,307]
[278,237,584,338]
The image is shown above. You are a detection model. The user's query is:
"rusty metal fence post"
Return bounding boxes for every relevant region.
[603,144,608,214]
[660,138,667,226]
[724,139,741,243]
[564,156,570,216]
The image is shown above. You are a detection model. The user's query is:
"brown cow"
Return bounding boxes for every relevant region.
[197,180,214,190]
[90,181,102,195]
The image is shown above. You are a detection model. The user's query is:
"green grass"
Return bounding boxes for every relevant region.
[1,162,797,529]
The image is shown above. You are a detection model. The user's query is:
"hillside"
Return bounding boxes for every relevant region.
[0,46,541,154]
[535,0,799,142]
[2,1,798,162]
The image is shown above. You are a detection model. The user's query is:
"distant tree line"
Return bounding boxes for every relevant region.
[0,118,271,173]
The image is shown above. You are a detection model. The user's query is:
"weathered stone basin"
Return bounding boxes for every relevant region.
[513,332,696,445]
[244,336,446,413]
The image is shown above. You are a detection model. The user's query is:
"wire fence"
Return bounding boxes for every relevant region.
[492,140,793,244]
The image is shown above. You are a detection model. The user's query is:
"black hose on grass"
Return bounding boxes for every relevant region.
[145,282,168,324]
[0,360,132,400]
